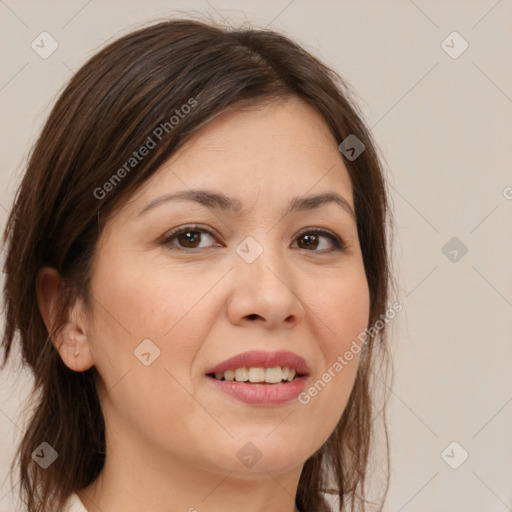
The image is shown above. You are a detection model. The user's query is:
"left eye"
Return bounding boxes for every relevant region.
[161,226,345,252]
[292,229,344,251]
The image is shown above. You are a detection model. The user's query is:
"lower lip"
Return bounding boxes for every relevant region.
[206,376,308,405]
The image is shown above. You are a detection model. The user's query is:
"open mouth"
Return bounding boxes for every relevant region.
[206,366,303,384]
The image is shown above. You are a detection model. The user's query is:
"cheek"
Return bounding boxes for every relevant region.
[87,261,221,447]
[325,269,369,383]
[312,265,370,350]
[92,253,211,335]
[298,266,369,425]
[88,259,223,387]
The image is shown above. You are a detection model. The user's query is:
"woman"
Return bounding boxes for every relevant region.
[1,18,392,512]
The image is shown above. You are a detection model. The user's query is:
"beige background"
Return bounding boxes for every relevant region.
[1,1,511,511]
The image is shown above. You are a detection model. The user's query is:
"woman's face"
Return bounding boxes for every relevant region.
[82,97,369,477]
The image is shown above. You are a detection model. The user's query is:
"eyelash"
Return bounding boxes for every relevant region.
[160,224,347,253]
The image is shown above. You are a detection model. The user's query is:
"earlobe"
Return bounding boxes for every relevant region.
[54,324,95,372]
[36,266,95,372]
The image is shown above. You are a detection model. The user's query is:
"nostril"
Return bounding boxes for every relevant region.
[247,314,259,320]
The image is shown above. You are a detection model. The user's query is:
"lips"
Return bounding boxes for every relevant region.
[205,350,310,376]
[205,350,310,405]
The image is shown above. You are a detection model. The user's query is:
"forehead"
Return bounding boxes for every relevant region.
[126,97,354,215]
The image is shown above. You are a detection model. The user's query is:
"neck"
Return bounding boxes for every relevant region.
[77,444,303,512]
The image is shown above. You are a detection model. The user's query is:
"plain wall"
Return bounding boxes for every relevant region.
[1,1,511,511]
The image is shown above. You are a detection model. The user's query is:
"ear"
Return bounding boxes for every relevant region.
[36,266,95,372]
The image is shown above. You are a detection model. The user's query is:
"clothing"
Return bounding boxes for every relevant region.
[60,492,88,512]
[60,492,306,511]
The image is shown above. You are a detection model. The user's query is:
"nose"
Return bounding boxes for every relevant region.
[226,245,306,330]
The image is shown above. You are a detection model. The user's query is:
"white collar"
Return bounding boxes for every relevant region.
[60,492,88,512]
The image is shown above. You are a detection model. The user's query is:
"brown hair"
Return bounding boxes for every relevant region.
[1,18,392,512]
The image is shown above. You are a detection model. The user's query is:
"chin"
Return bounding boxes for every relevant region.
[207,435,312,476]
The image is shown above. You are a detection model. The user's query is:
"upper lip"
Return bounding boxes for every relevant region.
[206,350,310,376]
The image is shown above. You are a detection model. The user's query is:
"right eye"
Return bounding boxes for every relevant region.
[160,225,222,251]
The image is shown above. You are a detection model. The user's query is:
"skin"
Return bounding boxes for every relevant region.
[37,96,370,512]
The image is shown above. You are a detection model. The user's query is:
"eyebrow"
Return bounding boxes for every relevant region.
[137,189,355,219]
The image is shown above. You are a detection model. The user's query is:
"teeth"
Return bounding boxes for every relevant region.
[212,366,299,383]
[265,367,284,383]
[234,368,249,382]
[224,369,235,381]
[248,367,266,382]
